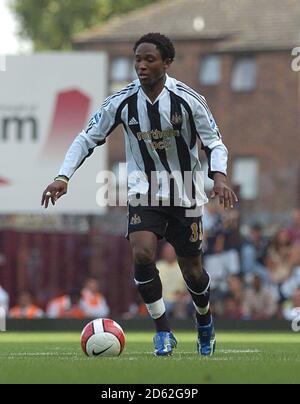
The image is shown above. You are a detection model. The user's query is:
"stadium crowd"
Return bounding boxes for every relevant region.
[201,205,300,321]
[1,207,300,321]
[123,206,300,322]
[0,276,109,320]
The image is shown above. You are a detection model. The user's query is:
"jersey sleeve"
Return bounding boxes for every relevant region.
[192,96,228,180]
[57,97,122,179]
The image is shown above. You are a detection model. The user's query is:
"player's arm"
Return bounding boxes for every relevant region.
[193,96,238,210]
[41,99,120,209]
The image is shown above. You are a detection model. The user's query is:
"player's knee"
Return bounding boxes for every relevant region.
[132,246,156,265]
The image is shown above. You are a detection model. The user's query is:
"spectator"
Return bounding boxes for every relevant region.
[46,289,85,319]
[222,209,241,254]
[62,290,86,319]
[156,243,189,318]
[173,290,192,319]
[214,275,245,318]
[282,288,300,321]
[47,291,70,319]
[203,205,222,235]
[9,291,44,319]
[222,293,244,320]
[242,274,278,320]
[288,209,300,243]
[81,277,109,318]
[0,284,9,312]
[227,275,245,307]
[241,224,269,281]
[265,229,296,285]
[122,294,148,319]
[280,267,300,300]
[204,207,241,294]
[202,205,222,250]
[204,232,240,293]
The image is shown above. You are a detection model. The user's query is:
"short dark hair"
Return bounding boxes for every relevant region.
[133,33,175,62]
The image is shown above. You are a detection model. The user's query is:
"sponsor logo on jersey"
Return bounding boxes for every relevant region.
[137,129,179,141]
[151,140,171,151]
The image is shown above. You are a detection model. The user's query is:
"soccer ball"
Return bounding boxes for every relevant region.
[81,318,125,357]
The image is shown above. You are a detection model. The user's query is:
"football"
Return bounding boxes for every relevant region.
[81,318,125,357]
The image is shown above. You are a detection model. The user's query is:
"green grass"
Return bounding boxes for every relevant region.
[0,331,299,384]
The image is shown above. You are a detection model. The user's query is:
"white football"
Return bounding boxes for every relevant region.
[81,318,126,357]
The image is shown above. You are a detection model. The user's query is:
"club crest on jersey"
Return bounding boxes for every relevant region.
[171,113,183,128]
[130,214,142,225]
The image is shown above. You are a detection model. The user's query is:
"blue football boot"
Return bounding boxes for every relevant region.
[153,331,177,356]
[197,318,216,356]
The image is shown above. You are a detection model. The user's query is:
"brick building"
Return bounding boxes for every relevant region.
[73,0,300,220]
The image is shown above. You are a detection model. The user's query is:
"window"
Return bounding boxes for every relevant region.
[110,57,136,93]
[232,157,259,200]
[131,65,138,81]
[231,57,257,92]
[199,55,221,86]
[111,57,131,82]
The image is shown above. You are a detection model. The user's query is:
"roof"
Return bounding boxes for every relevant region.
[74,0,300,51]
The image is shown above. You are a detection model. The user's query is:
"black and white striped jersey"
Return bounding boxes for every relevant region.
[58,75,228,207]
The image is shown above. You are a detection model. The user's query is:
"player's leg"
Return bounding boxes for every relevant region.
[127,202,178,356]
[129,231,177,356]
[177,255,211,325]
[177,255,215,356]
[165,212,215,356]
[129,231,169,331]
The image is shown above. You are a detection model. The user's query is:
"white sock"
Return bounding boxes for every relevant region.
[146,298,166,319]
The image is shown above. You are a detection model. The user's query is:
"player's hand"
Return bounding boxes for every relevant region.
[211,173,238,210]
[41,180,68,209]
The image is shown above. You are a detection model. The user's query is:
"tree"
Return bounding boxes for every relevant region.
[9,0,160,50]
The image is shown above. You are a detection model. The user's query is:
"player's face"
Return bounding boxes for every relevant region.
[134,43,171,87]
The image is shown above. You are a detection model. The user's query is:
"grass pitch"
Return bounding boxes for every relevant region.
[0,331,299,384]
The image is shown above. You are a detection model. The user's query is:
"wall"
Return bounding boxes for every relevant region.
[0,229,135,315]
